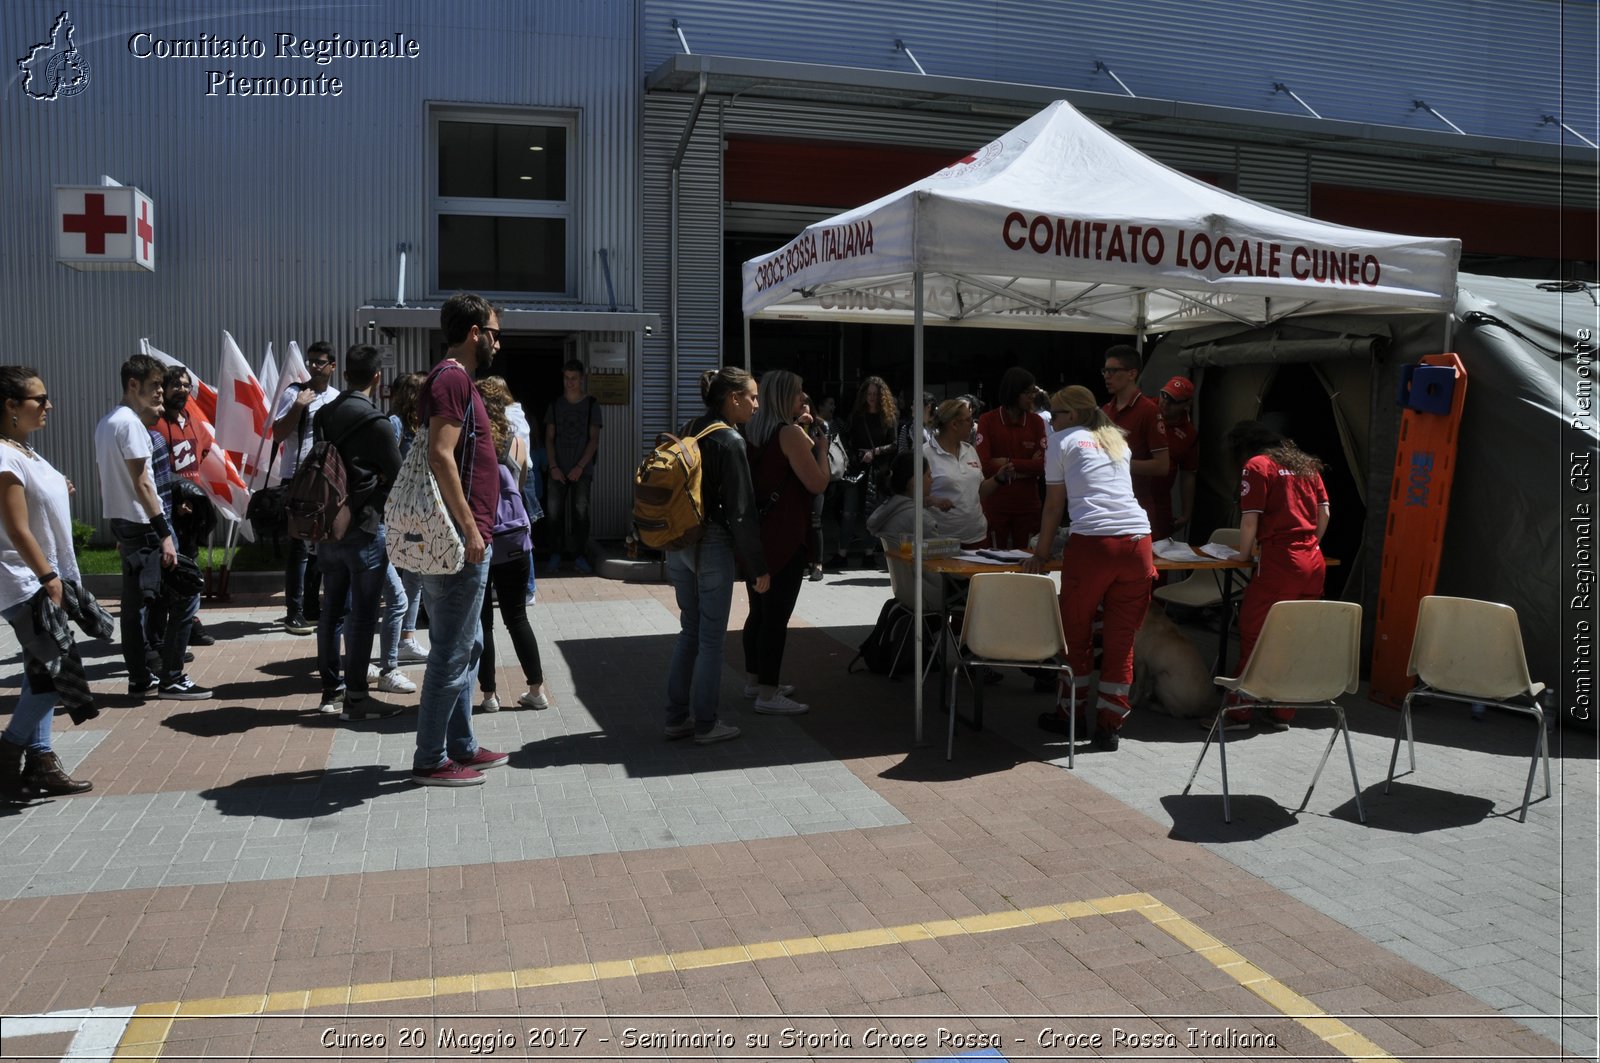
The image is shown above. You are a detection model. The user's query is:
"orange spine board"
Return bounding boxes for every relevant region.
[1370,352,1468,707]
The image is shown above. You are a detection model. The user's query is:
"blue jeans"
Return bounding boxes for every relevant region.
[665,526,736,729]
[413,556,490,771]
[111,519,198,686]
[379,562,407,670]
[317,529,389,697]
[2,603,56,753]
[400,567,424,633]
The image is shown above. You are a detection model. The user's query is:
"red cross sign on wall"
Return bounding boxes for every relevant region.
[55,184,156,272]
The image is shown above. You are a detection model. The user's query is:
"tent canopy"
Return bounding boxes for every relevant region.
[742,100,1461,333]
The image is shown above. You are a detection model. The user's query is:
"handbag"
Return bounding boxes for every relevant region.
[827,432,849,484]
[383,424,465,575]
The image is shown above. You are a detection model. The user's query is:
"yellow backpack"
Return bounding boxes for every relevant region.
[632,421,730,551]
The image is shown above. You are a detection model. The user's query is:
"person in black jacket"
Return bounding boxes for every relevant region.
[313,344,404,722]
[664,367,770,745]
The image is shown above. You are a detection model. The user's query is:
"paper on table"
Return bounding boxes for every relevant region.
[1152,538,1209,562]
[976,548,1034,562]
[1200,542,1241,561]
[954,551,1017,565]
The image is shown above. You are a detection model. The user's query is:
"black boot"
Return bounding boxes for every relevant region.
[22,750,92,796]
[0,737,24,800]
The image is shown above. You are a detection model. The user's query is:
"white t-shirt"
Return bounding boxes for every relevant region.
[506,402,531,448]
[924,438,988,545]
[0,446,81,612]
[94,405,155,524]
[1044,425,1150,538]
[273,383,337,481]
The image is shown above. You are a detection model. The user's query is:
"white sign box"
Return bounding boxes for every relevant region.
[56,185,155,272]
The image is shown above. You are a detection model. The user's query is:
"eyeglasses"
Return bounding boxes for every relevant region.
[1101,366,1132,376]
[308,359,333,369]
[1159,392,1191,404]
[480,326,502,342]
[21,395,48,405]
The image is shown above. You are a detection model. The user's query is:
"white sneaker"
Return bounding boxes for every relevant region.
[396,639,429,663]
[743,682,796,699]
[693,720,742,744]
[525,592,538,605]
[518,690,551,710]
[317,694,344,715]
[480,693,501,714]
[377,668,416,694]
[366,663,381,682]
[753,692,809,715]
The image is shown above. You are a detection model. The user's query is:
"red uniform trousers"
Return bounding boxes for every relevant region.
[1057,533,1154,732]
[1237,536,1326,672]
[984,504,1042,550]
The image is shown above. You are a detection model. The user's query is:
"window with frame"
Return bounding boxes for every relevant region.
[432,111,574,297]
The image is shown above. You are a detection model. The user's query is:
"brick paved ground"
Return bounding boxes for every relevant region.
[0,570,1593,1061]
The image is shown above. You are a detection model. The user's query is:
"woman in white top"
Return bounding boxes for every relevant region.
[923,398,1001,549]
[0,366,91,798]
[1023,385,1154,753]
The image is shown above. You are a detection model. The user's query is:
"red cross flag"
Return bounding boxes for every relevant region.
[214,331,274,491]
[56,185,155,272]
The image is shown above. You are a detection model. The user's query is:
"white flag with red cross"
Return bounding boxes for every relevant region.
[214,331,275,496]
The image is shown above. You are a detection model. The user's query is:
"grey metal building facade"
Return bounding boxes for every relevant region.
[2,0,651,535]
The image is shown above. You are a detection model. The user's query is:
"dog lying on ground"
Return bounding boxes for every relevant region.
[1131,604,1216,718]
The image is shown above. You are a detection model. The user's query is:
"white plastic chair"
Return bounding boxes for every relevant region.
[1183,600,1365,823]
[1384,595,1551,822]
[1153,528,1249,609]
[953,573,1076,767]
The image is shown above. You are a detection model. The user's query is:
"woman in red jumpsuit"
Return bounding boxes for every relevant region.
[975,367,1048,548]
[1223,421,1331,730]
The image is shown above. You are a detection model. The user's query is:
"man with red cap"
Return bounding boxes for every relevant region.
[1154,376,1200,540]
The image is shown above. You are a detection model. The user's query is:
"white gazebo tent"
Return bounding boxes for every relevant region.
[740,99,1461,746]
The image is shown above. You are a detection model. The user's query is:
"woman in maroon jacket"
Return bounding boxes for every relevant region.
[741,369,831,715]
[975,366,1049,548]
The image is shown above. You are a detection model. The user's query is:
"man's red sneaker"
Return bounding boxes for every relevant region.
[412,760,485,787]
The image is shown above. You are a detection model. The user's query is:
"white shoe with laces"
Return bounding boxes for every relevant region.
[744,682,795,699]
[377,668,416,694]
[753,692,809,716]
[480,693,501,714]
[396,639,429,663]
[518,690,551,710]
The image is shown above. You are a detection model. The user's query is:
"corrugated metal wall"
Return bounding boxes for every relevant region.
[641,0,1596,146]
[1,0,640,530]
[639,93,723,453]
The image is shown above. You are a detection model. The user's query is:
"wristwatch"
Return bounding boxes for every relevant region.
[40,570,58,584]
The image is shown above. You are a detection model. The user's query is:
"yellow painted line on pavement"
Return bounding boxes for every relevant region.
[111,890,1395,1062]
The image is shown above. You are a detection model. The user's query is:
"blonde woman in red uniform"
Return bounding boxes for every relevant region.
[975,366,1048,548]
[1222,420,1330,731]
[1024,386,1154,752]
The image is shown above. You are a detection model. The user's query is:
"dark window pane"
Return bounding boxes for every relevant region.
[438,215,566,293]
[438,122,566,201]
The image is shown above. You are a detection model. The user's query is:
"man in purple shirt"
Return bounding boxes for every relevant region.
[410,293,509,786]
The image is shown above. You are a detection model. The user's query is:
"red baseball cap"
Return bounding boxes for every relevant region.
[1161,376,1195,402]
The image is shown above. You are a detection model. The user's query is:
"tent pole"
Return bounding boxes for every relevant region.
[743,316,752,372]
[913,270,926,747]
[1444,311,1455,351]
[1136,293,1148,354]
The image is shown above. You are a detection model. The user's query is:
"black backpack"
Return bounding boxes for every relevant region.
[848,599,921,677]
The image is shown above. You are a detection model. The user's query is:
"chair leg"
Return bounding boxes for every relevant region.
[946,667,957,761]
[1064,667,1075,771]
[1385,694,1415,794]
[1302,707,1364,823]
[1520,705,1550,823]
[1183,712,1230,822]
[1339,708,1366,823]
